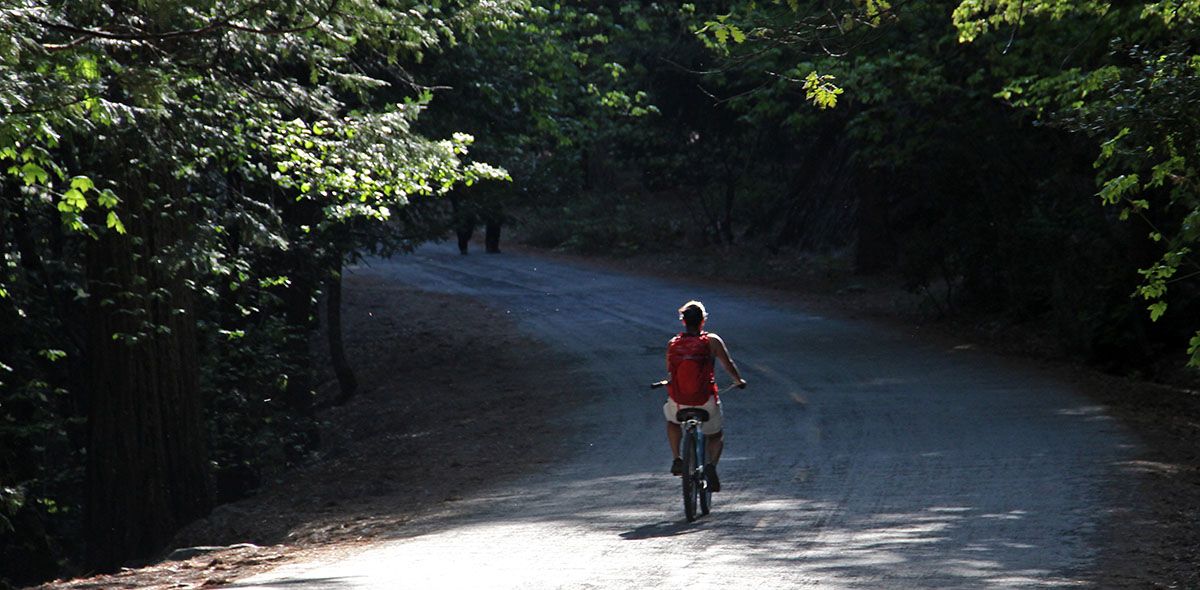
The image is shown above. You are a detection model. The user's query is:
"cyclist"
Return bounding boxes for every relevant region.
[664,300,746,492]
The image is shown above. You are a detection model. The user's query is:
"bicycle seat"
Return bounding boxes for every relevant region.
[676,408,710,423]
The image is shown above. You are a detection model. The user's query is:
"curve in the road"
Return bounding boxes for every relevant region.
[232,246,1136,589]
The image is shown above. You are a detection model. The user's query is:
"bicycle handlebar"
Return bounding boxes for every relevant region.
[649,380,746,392]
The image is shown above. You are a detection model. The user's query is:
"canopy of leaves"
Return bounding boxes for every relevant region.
[0,0,517,581]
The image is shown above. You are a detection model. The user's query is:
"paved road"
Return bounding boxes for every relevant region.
[232,246,1136,589]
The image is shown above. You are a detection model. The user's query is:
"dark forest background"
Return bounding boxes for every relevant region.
[1,0,1198,586]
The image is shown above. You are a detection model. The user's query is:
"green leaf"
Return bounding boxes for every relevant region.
[96,189,119,209]
[802,71,845,109]
[38,349,67,362]
[1098,174,1139,206]
[219,329,247,340]
[1098,128,1131,162]
[1148,301,1168,321]
[1188,332,1200,368]
[20,163,49,186]
[63,189,88,211]
[106,212,126,234]
[70,176,95,192]
[75,56,100,80]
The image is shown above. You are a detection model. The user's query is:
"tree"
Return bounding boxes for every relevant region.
[953,0,1200,365]
[1,0,515,572]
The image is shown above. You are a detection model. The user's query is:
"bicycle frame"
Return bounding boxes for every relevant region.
[651,379,739,522]
[680,415,711,521]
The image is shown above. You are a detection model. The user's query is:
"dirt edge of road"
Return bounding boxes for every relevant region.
[507,242,1200,588]
[32,272,589,590]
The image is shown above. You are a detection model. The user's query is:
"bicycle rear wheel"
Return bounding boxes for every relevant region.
[681,428,698,522]
[697,431,711,516]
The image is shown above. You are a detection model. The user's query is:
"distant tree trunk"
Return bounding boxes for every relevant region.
[84,190,211,571]
[719,179,736,245]
[281,254,317,418]
[580,147,591,192]
[328,255,358,405]
[855,177,897,273]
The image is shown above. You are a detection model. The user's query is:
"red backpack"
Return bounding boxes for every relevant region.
[667,333,716,406]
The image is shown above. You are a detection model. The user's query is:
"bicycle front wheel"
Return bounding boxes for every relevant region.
[682,428,698,522]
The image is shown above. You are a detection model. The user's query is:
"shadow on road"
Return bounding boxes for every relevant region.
[618,519,703,540]
[228,250,1137,589]
[223,576,360,588]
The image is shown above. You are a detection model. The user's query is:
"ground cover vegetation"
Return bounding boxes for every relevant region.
[0,0,1196,586]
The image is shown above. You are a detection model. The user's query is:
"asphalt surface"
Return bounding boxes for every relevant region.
[231,246,1137,589]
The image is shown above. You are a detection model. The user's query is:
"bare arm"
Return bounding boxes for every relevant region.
[708,333,746,387]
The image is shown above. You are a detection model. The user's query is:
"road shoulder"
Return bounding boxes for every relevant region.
[33,269,585,590]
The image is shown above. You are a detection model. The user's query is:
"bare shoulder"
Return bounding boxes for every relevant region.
[706,332,727,347]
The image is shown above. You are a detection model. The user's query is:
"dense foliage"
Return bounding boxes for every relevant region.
[0,0,514,581]
[501,0,1198,370]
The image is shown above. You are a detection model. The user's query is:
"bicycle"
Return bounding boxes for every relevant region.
[651,380,740,522]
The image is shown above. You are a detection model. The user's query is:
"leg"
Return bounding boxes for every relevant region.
[456,226,473,254]
[666,421,682,459]
[705,430,724,492]
[706,430,724,465]
[484,220,502,253]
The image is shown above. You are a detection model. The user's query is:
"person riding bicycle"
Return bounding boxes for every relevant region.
[664,300,746,492]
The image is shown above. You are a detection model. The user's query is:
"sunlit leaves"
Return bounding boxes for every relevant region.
[19,163,49,186]
[802,71,845,109]
[697,15,749,50]
[598,89,660,117]
[267,109,508,223]
[1140,0,1200,25]
[1136,247,1191,319]
[1098,174,1140,206]
[105,212,126,234]
[955,0,1200,365]
[952,0,1108,42]
[37,350,67,362]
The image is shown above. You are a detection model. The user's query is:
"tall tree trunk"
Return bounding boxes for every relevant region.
[84,191,211,571]
[328,255,358,405]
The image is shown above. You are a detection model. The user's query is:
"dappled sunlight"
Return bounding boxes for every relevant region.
[231,248,1139,589]
[1115,459,1184,476]
[238,462,1100,589]
[1055,406,1111,417]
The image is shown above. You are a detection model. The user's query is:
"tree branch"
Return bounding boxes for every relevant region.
[31,0,338,48]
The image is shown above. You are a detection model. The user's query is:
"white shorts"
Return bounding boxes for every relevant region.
[664,397,723,436]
